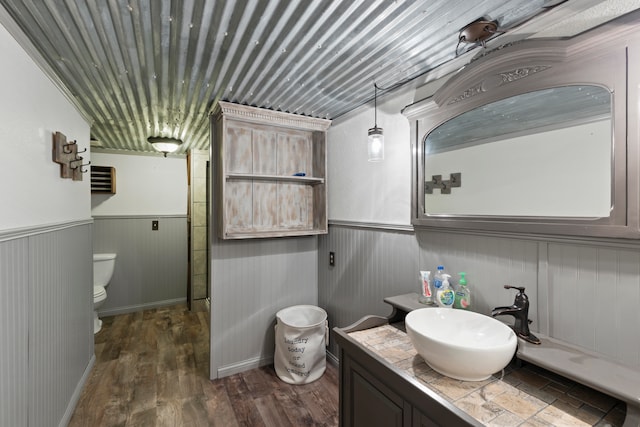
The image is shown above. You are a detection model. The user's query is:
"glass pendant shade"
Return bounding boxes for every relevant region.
[367,126,384,162]
[147,136,183,157]
[368,83,384,162]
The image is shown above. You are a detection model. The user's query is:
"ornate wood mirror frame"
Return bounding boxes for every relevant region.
[403,16,640,239]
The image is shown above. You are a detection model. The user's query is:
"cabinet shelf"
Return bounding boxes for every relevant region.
[212,101,331,239]
[226,173,325,185]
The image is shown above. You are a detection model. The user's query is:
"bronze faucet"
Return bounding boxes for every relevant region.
[491,285,541,345]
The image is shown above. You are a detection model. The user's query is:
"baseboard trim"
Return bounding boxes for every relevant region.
[215,350,338,380]
[326,350,339,366]
[99,298,186,317]
[58,354,95,427]
[216,355,274,379]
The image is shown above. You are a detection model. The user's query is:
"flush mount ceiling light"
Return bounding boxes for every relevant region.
[147,136,183,157]
[367,83,384,162]
[456,18,501,56]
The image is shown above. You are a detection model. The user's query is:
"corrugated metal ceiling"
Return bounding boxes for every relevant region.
[0,0,628,154]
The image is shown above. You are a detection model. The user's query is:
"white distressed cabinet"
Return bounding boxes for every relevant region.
[211,101,331,239]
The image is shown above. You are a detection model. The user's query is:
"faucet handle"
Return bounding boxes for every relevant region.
[504,285,526,293]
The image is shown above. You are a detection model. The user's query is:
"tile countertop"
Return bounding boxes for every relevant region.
[348,323,626,427]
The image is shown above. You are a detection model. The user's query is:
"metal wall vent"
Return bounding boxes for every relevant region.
[90,166,116,194]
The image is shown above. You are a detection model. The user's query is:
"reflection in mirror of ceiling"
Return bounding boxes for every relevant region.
[425,85,611,153]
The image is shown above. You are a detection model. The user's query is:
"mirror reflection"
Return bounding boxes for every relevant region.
[423,85,612,218]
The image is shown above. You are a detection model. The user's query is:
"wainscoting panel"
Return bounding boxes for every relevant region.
[416,230,540,319]
[0,223,93,427]
[92,216,188,315]
[318,225,419,356]
[0,238,29,427]
[28,224,94,427]
[211,235,318,378]
[547,243,640,367]
[319,224,640,370]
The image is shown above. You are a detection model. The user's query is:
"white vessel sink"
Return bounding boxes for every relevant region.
[405,308,517,381]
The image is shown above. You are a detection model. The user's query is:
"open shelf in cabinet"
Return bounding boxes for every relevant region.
[212,101,331,239]
[226,173,325,185]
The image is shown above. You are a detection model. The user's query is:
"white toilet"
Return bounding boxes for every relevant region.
[93,253,117,334]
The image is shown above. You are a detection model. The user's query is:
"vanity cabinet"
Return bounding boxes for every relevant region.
[335,315,480,427]
[341,350,443,427]
[336,294,634,426]
[211,101,331,239]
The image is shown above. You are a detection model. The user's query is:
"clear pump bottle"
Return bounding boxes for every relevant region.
[433,265,446,294]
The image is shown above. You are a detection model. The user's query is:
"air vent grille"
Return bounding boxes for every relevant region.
[90,166,116,194]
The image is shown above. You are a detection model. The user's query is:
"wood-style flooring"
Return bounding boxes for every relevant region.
[69,302,339,427]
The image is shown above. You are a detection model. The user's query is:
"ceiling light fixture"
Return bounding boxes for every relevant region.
[367,83,384,162]
[455,18,501,56]
[147,136,183,157]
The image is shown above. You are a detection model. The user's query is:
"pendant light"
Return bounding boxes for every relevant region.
[367,83,384,162]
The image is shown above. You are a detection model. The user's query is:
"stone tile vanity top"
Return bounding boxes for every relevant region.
[349,324,626,427]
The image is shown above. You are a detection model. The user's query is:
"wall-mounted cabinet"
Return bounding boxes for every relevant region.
[211,101,331,239]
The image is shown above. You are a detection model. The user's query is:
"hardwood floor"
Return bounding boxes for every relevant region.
[69,302,339,427]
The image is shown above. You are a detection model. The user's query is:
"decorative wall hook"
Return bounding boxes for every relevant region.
[53,131,87,181]
[425,172,462,194]
[63,140,77,154]
[71,158,91,171]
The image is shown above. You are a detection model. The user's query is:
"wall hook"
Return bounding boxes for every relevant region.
[76,147,87,154]
[63,140,77,154]
[71,158,91,172]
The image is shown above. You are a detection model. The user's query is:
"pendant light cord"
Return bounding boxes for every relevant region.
[374,83,379,127]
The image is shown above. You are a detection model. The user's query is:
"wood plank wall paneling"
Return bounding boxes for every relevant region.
[0,238,29,427]
[548,243,640,367]
[415,231,539,318]
[0,224,93,427]
[28,225,94,426]
[211,235,318,379]
[318,226,419,357]
[319,225,640,369]
[92,217,188,315]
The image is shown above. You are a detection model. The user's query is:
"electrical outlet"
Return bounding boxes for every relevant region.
[329,251,335,266]
[152,220,159,231]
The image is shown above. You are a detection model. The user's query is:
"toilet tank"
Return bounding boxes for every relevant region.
[93,253,117,287]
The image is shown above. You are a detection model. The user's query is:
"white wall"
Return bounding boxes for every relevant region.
[0,13,93,427]
[327,85,415,226]
[0,21,90,230]
[91,152,188,216]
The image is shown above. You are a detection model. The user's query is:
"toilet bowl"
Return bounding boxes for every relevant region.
[93,253,116,334]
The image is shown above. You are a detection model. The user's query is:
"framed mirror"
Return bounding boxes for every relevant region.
[403,36,637,239]
[424,85,612,217]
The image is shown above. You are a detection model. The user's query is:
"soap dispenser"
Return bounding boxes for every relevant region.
[454,272,471,309]
[436,274,454,308]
